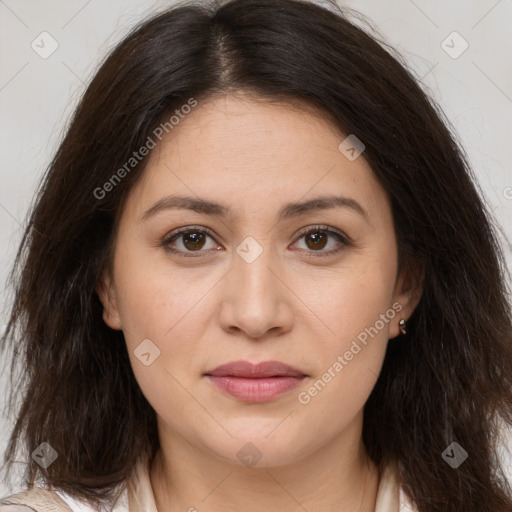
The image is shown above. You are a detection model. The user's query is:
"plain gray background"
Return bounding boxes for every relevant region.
[1,0,512,497]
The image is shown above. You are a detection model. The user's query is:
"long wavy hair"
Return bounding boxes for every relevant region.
[1,0,512,510]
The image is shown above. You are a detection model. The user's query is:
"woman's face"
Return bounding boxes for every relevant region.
[98,93,421,467]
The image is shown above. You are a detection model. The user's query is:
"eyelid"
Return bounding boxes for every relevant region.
[161,224,350,257]
[290,224,350,258]
[160,225,220,258]
[292,224,351,245]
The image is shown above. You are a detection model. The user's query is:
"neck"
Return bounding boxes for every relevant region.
[149,415,380,512]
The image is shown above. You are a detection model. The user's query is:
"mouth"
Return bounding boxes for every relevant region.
[204,360,307,403]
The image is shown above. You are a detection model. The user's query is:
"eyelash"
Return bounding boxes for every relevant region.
[160,225,351,259]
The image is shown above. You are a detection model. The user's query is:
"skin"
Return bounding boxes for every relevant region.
[97,92,423,512]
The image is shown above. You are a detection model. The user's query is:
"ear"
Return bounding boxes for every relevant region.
[95,270,122,330]
[389,256,425,339]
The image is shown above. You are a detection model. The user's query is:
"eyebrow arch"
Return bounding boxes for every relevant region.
[139,193,370,224]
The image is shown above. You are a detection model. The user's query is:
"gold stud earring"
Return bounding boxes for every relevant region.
[399,318,407,335]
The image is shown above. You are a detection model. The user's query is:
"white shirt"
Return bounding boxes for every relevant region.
[52,458,418,512]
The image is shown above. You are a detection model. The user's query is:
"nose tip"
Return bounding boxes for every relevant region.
[219,256,294,340]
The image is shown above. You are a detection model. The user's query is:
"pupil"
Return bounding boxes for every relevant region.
[184,232,204,250]
[307,231,327,250]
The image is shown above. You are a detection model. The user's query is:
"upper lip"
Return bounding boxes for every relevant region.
[205,360,306,378]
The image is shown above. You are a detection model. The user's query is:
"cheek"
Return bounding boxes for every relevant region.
[117,274,209,375]
[302,261,395,354]
[116,276,172,345]
[297,277,393,430]
[296,261,396,417]
[113,241,200,345]
[115,267,205,422]
[111,248,212,392]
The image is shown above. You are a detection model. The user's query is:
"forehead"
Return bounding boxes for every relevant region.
[124,93,390,226]
[151,93,351,168]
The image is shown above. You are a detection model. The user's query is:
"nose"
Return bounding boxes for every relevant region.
[218,242,294,340]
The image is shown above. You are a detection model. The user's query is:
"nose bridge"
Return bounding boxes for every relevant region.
[220,234,292,337]
[234,234,279,305]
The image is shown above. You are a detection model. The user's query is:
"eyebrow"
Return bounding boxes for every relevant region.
[139,193,370,224]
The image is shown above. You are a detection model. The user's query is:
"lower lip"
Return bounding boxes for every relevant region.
[206,375,305,402]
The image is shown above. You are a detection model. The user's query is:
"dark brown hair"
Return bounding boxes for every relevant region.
[2,0,512,510]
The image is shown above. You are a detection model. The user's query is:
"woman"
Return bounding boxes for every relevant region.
[1,0,512,510]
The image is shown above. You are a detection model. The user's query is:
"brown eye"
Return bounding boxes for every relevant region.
[181,231,207,251]
[162,227,219,256]
[162,225,349,259]
[293,226,349,257]
[304,231,329,251]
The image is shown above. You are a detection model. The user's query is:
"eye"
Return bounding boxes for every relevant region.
[291,225,349,258]
[161,226,221,257]
[161,225,350,258]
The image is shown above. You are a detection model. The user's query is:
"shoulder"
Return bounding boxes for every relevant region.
[0,487,74,511]
[0,486,129,512]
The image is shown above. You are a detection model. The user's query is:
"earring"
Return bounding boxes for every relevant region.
[399,318,407,335]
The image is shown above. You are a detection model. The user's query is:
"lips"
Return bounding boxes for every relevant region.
[205,360,306,378]
[204,360,307,402]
